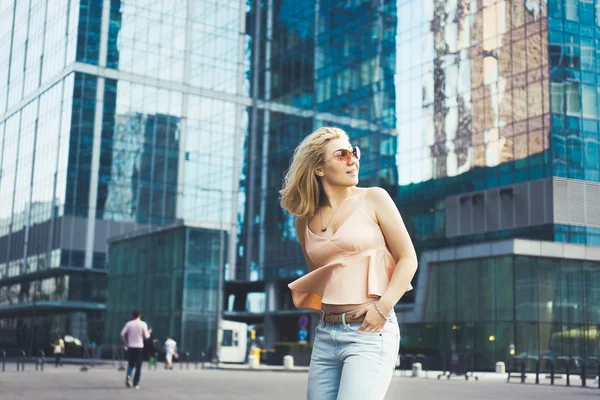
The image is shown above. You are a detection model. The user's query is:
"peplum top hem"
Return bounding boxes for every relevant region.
[288,247,413,311]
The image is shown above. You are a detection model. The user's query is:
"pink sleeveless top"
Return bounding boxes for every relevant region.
[288,190,413,311]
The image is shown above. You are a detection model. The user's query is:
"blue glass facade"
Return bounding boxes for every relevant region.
[0,0,248,353]
[549,0,600,181]
[547,1,600,246]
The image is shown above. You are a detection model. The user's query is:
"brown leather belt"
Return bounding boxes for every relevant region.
[322,312,365,324]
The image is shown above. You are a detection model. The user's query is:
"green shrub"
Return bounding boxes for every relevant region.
[273,341,313,353]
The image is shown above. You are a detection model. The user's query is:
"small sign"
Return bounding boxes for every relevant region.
[298,328,307,341]
[298,315,309,329]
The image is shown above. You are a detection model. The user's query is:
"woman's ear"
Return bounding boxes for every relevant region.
[314,167,324,177]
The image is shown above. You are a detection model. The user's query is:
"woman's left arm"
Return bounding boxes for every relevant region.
[369,187,418,314]
[353,187,418,332]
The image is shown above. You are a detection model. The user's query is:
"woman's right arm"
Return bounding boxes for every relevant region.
[295,217,318,272]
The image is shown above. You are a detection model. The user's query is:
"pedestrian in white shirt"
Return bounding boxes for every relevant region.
[52,336,65,367]
[164,336,178,370]
[120,311,151,389]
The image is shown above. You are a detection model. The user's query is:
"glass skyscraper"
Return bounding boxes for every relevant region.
[389,0,600,369]
[0,0,246,353]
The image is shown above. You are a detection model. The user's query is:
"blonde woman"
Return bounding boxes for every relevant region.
[280,127,417,400]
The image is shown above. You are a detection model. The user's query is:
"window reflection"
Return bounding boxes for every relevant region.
[397,0,552,186]
[0,272,106,305]
[107,0,245,93]
[99,80,182,224]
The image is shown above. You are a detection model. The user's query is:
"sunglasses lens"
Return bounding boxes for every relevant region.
[332,147,361,163]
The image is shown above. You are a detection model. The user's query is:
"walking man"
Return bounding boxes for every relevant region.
[52,336,65,367]
[120,311,151,389]
[164,336,178,370]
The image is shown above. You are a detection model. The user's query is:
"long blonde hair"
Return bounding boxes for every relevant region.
[280,127,348,217]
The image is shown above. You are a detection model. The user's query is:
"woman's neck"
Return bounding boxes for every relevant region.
[321,186,353,209]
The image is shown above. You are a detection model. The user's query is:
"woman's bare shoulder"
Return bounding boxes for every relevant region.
[362,186,391,201]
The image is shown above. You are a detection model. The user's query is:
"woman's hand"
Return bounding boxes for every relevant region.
[352,301,390,333]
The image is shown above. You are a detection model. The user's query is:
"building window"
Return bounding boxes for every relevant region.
[551,82,564,114]
[565,0,579,21]
[582,85,597,119]
[565,82,581,117]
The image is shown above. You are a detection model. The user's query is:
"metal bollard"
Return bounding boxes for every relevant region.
[507,356,527,384]
[17,350,26,372]
[506,356,514,382]
[557,356,570,386]
[39,350,45,372]
[542,356,554,385]
[117,347,126,371]
[571,357,585,387]
[404,355,414,378]
[0,349,5,372]
[586,357,600,389]
[526,356,539,384]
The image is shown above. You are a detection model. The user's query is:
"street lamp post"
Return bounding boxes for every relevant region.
[215,189,224,364]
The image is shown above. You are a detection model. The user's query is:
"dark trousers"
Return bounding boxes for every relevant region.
[54,354,62,367]
[127,348,144,386]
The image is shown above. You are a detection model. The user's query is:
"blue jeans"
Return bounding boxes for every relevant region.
[307,311,400,400]
[127,348,144,386]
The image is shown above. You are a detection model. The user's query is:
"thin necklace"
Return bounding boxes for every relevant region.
[320,191,350,232]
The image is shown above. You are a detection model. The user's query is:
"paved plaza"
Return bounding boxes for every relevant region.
[0,365,597,399]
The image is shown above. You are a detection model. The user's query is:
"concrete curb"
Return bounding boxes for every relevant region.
[215,364,310,373]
